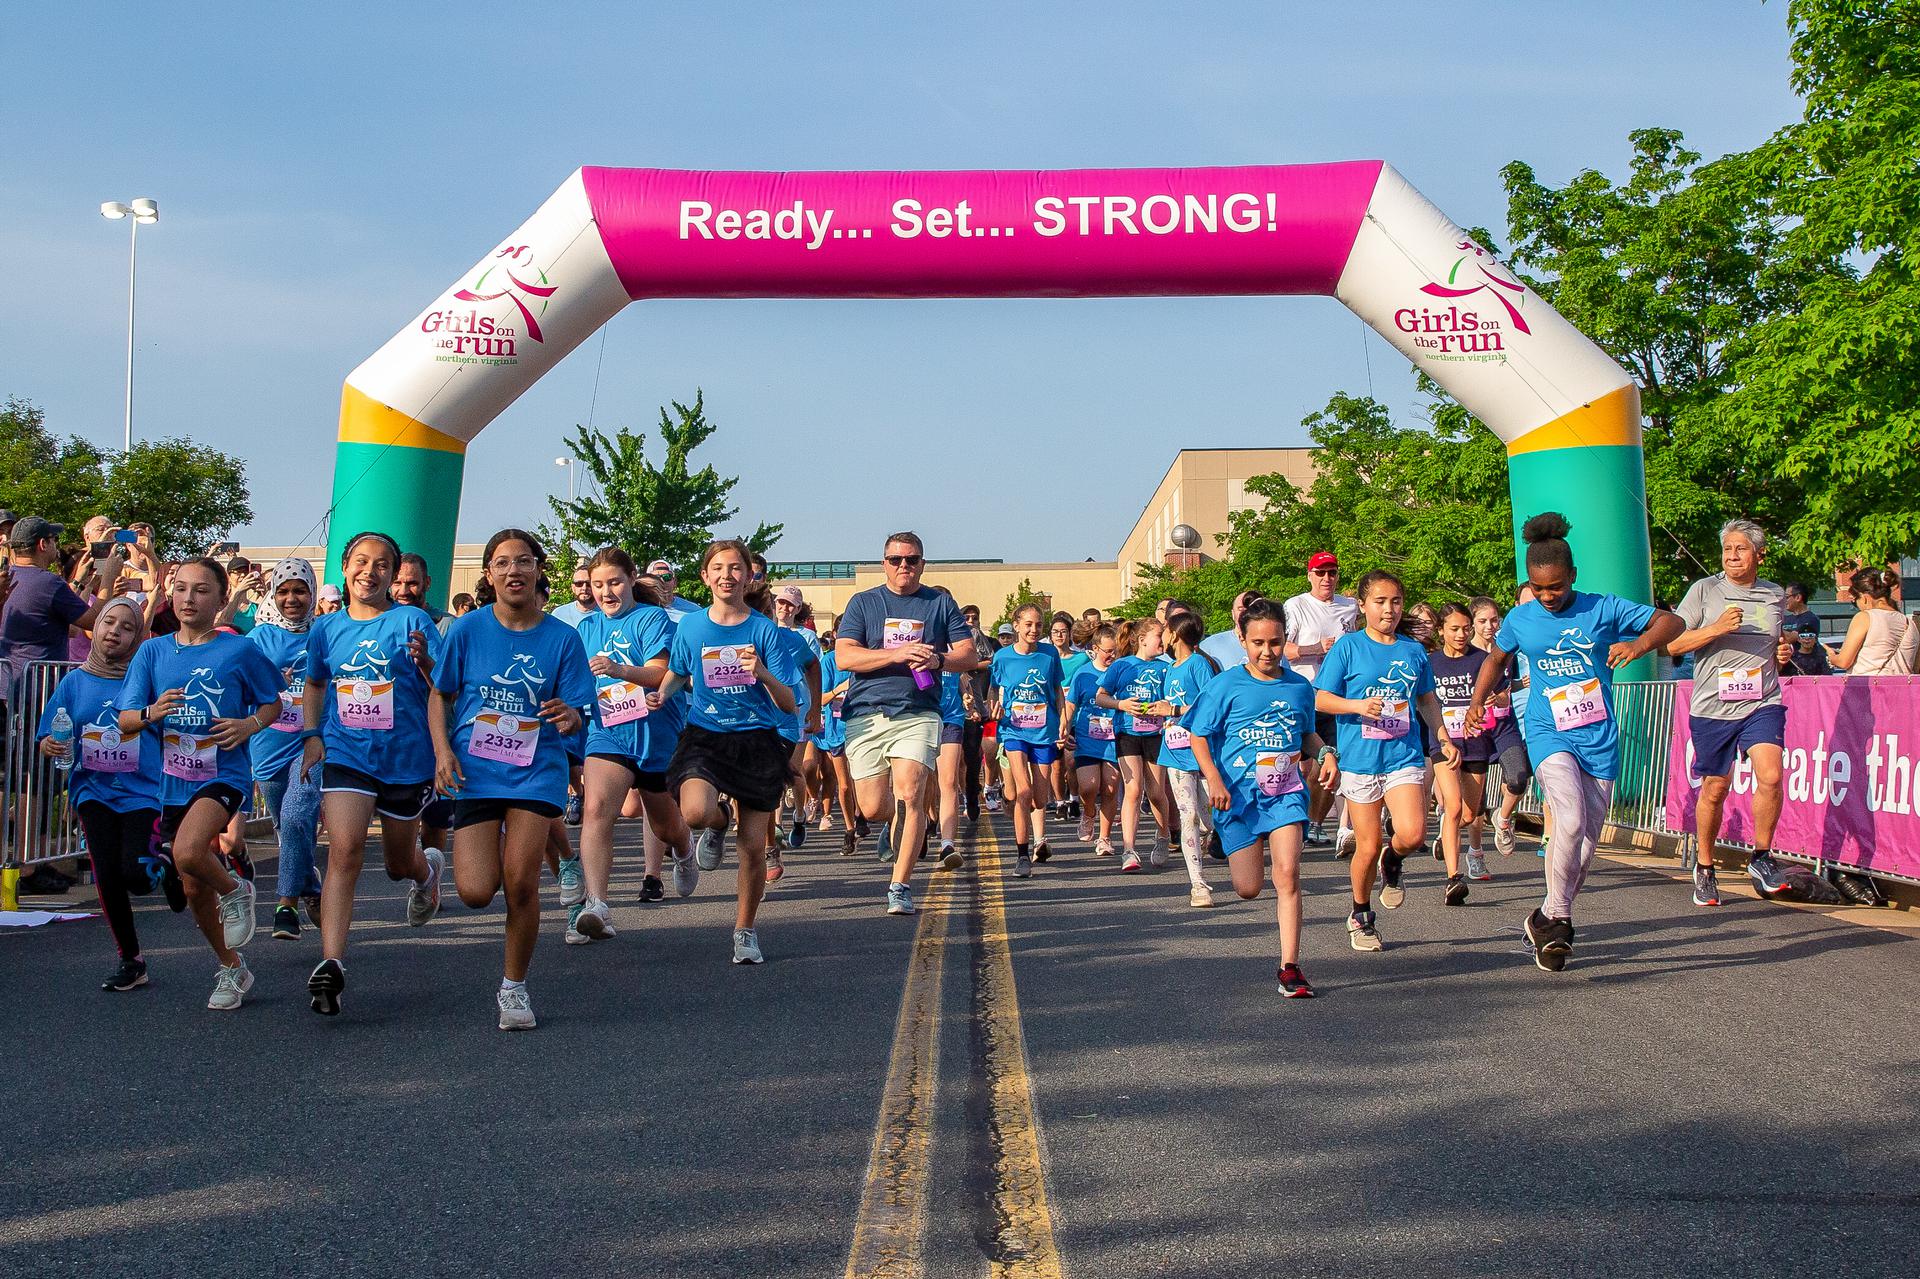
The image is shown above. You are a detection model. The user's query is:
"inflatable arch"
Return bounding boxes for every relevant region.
[327,164,1649,608]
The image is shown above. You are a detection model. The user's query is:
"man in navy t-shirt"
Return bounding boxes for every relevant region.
[2,516,125,698]
[833,532,976,915]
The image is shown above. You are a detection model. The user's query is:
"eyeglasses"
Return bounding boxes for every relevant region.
[1310,568,1338,576]
[489,556,540,572]
[885,555,923,567]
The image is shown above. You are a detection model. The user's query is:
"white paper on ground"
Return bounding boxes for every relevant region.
[0,910,96,928]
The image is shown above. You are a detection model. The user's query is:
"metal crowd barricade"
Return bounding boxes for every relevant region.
[2,660,88,892]
[1512,679,1688,838]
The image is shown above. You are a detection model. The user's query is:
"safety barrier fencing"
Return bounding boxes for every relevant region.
[2,662,89,901]
[1510,679,1684,840]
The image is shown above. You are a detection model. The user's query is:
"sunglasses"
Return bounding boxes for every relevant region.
[885,555,923,567]
[1310,567,1339,576]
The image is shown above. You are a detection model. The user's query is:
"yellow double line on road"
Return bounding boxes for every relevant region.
[844,825,1065,1278]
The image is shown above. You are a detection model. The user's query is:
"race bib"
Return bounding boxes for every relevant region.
[700,645,756,689]
[469,712,538,768]
[271,684,304,732]
[597,680,648,727]
[882,618,926,650]
[1548,678,1608,732]
[1716,665,1764,703]
[80,724,139,774]
[1362,698,1411,741]
[1255,751,1304,798]
[162,731,217,782]
[1127,713,1163,734]
[1163,723,1193,750]
[1008,700,1047,730]
[831,699,844,720]
[335,677,394,730]
[1087,713,1116,742]
[1442,706,1467,739]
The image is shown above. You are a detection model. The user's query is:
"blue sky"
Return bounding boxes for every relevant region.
[5,2,1801,563]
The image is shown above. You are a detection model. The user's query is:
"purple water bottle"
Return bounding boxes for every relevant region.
[913,664,937,691]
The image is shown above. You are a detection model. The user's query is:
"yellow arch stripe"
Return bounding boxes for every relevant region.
[1505,383,1641,456]
[336,385,467,455]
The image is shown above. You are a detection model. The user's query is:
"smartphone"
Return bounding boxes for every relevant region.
[115,528,139,544]
[90,540,114,559]
[210,540,239,557]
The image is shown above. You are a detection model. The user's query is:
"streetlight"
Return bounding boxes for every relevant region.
[100,197,158,454]
[554,455,577,500]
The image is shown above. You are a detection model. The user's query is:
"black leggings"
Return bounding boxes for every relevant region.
[76,802,159,962]
[962,722,985,810]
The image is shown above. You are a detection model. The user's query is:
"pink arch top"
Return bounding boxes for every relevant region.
[579,163,1383,300]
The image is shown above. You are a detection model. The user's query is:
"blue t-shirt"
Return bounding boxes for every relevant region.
[39,668,161,813]
[307,605,444,784]
[815,653,850,748]
[1060,649,1092,687]
[668,609,788,735]
[119,631,286,807]
[836,585,971,719]
[771,625,815,743]
[433,607,594,808]
[577,604,672,763]
[990,645,1064,745]
[1067,664,1118,762]
[1158,653,1216,771]
[939,670,967,728]
[1098,655,1167,736]
[247,623,313,781]
[1314,631,1436,776]
[1495,591,1657,780]
[1183,665,1318,835]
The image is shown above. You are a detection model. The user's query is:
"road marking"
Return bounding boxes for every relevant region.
[844,856,955,1278]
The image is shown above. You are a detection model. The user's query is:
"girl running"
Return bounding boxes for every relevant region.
[1095,618,1174,872]
[38,597,162,992]
[1159,612,1221,908]
[1064,624,1120,857]
[817,646,860,856]
[1046,613,1079,819]
[1187,598,1338,997]
[247,556,325,940]
[988,603,1066,879]
[1466,513,1681,971]
[1427,602,1492,898]
[934,668,969,870]
[430,529,594,1028]
[648,540,798,965]
[633,572,700,897]
[298,531,446,1017]
[117,560,286,1009]
[1468,596,1528,859]
[1314,570,1458,951]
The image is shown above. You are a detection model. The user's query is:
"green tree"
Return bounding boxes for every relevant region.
[99,439,252,557]
[0,397,107,529]
[995,577,1051,631]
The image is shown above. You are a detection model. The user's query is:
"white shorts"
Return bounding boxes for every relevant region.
[1338,765,1429,804]
[844,710,941,781]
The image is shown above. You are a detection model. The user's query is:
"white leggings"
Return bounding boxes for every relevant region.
[1167,769,1215,888]
[1533,752,1614,920]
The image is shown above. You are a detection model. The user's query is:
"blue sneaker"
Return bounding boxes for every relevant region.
[876,823,893,865]
[558,856,585,908]
[886,882,915,915]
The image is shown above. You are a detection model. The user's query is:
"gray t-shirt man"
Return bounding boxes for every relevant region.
[1675,573,1787,720]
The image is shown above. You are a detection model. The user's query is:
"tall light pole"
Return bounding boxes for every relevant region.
[100,198,158,454]
[554,455,577,501]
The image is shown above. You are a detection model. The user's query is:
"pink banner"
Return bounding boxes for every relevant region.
[580,164,1383,300]
[1665,676,1920,880]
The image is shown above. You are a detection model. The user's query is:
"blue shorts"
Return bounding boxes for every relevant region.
[1003,738,1060,766]
[1215,786,1309,858]
[1690,705,1786,780]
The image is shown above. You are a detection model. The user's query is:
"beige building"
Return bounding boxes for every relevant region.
[1112,447,1318,599]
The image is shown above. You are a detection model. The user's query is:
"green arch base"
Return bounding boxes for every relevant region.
[323,441,464,611]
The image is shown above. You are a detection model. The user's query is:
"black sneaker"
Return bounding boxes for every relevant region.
[101,958,148,992]
[788,820,808,850]
[855,814,872,840]
[1444,875,1469,906]
[640,875,665,902]
[1014,847,1033,878]
[227,849,256,883]
[1276,963,1314,998]
[1747,851,1794,896]
[302,892,323,929]
[308,958,345,1015]
[965,799,980,823]
[1524,909,1574,972]
[160,861,187,913]
[18,866,72,896]
[1206,830,1226,861]
[1430,840,1442,862]
[272,904,302,939]
[841,831,858,857]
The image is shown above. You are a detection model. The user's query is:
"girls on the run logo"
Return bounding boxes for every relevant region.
[421,244,558,364]
[1393,239,1530,362]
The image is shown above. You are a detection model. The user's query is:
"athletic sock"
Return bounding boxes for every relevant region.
[1352,899,1370,917]
[500,976,525,992]
[1016,843,1030,856]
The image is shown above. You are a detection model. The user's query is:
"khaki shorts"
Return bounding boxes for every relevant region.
[844,710,941,780]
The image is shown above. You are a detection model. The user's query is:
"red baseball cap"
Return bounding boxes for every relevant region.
[1308,551,1338,571]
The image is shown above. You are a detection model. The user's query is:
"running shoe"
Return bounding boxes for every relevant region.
[308,958,344,1015]
[1432,841,1444,862]
[1067,798,1082,820]
[639,874,664,902]
[1444,875,1470,906]
[302,891,323,929]
[788,819,808,850]
[407,848,445,926]
[819,810,834,832]
[1494,817,1517,856]
[1304,823,1332,850]
[1094,838,1114,857]
[673,848,700,896]
[271,904,301,940]
[1691,863,1721,907]
[1148,840,1168,869]
[855,814,872,839]
[840,831,858,857]
[558,856,585,907]
[227,848,256,883]
[160,860,187,913]
[1120,850,1144,874]
[1034,841,1051,864]
[575,898,614,939]
[564,915,591,946]
[497,985,537,1030]
[1188,884,1215,909]
[876,824,893,865]
[1465,852,1492,882]
[984,794,1003,814]
[1537,839,1548,860]
[965,798,980,823]
[216,878,257,949]
[1525,909,1573,972]
[1014,847,1033,878]
[939,843,964,871]
[766,851,785,884]
[732,928,764,965]
[886,883,916,916]
[1748,851,1794,896]
[1078,817,1095,843]
[1347,910,1383,952]
[207,958,253,1012]
[695,828,724,872]
[1379,853,1406,909]
[804,800,819,824]
[101,958,148,992]
[1334,827,1356,860]
[564,793,583,827]
[1277,963,1315,998]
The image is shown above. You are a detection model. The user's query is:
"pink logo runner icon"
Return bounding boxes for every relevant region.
[1420,240,1530,335]
[455,245,558,342]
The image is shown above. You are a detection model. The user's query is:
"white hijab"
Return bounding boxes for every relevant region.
[254,557,317,633]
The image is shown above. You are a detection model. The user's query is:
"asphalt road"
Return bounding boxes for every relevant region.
[3,809,1915,1278]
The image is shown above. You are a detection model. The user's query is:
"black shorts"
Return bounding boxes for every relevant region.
[1116,731,1162,760]
[160,782,248,838]
[420,796,456,830]
[451,798,564,829]
[321,763,434,821]
[667,724,791,813]
[588,751,668,794]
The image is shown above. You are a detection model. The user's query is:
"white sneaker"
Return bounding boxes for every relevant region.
[1466,851,1492,881]
[574,897,614,940]
[732,928,764,965]
[497,985,536,1030]
[1335,827,1356,860]
[217,878,257,949]
[1347,911,1384,951]
[1188,884,1215,908]
[407,848,445,926]
[695,828,724,872]
[557,856,585,907]
[207,957,253,1011]
[1078,818,1095,843]
[672,847,700,897]
[1494,818,1517,856]
[1148,840,1168,869]
[1120,850,1143,873]
[1094,838,1115,857]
